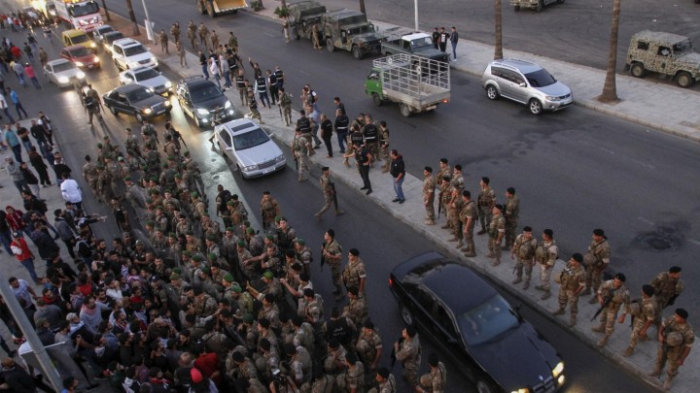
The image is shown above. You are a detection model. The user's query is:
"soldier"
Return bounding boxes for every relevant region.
[552,253,587,327]
[650,266,684,311]
[476,177,496,235]
[534,229,558,300]
[363,114,380,161]
[343,287,368,327]
[247,91,264,124]
[503,187,519,251]
[355,321,382,372]
[422,167,436,225]
[170,22,181,44]
[82,154,99,195]
[592,273,631,348]
[623,284,659,357]
[379,121,390,171]
[260,191,280,231]
[459,190,478,257]
[394,326,421,387]
[448,186,464,249]
[278,87,293,126]
[198,22,209,50]
[342,248,367,295]
[311,23,322,50]
[187,20,197,50]
[176,41,187,67]
[292,128,311,182]
[438,176,453,229]
[322,229,343,295]
[228,31,238,52]
[316,167,343,218]
[486,204,506,266]
[157,29,169,54]
[210,30,220,53]
[582,228,611,303]
[510,226,537,289]
[435,158,450,186]
[649,308,694,390]
[368,367,397,393]
[416,353,447,393]
[125,127,141,158]
[449,165,464,197]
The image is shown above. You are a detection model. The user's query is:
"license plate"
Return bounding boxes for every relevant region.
[262,167,273,174]
[426,105,437,110]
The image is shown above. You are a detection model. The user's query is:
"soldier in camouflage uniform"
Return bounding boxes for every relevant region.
[187,20,197,50]
[503,187,519,251]
[323,229,343,295]
[279,87,293,126]
[552,253,587,327]
[355,321,382,372]
[650,266,684,312]
[293,128,311,182]
[394,326,421,387]
[340,353,365,393]
[486,204,506,266]
[534,229,558,300]
[343,287,368,327]
[448,187,464,249]
[342,248,367,296]
[422,167,436,225]
[189,286,218,319]
[417,353,447,393]
[459,190,478,257]
[157,29,169,54]
[170,22,181,44]
[368,367,397,393]
[510,226,537,289]
[439,176,453,228]
[582,229,611,303]
[379,121,390,172]
[435,158,450,188]
[649,308,695,390]
[316,167,343,219]
[210,30,220,53]
[592,273,631,348]
[260,191,281,231]
[82,155,99,196]
[198,22,209,50]
[623,284,659,357]
[476,177,495,235]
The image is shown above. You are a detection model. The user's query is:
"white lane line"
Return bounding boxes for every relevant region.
[637,217,655,226]
[688,239,700,247]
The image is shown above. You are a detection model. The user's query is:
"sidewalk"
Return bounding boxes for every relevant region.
[108,9,698,393]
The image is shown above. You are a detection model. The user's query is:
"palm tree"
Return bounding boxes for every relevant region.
[599,0,621,102]
[494,0,503,60]
[359,0,366,14]
[125,0,140,36]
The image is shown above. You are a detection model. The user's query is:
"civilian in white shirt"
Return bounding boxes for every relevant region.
[60,173,83,212]
[9,277,37,310]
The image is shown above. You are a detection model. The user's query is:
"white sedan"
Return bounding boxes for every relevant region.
[214,118,287,179]
[43,59,85,88]
[119,66,172,96]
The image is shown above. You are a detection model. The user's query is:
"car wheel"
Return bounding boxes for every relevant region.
[109,106,118,116]
[135,112,144,123]
[476,379,495,393]
[326,38,335,52]
[399,103,412,117]
[372,93,382,107]
[400,304,414,326]
[352,45,363,60]
[536,0,543,11]
[676,71,694,88]
[630,63,646,78]
[486,85,499,100]
[528,99,543,115]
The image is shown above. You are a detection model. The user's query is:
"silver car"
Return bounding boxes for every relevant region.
[43,59,86,88]
[481,59,573,115]
[119,66,173,96]
[214,119,287,179]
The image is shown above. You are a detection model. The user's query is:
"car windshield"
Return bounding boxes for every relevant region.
[673,40,692,54]
[347,25,373,35]
[70,34,89,44]
[190,84,223,103]
[233,128,270,150]
[126,88,154,102]
[54,62,76,73]
[134,68,160,81]
[457,295,519,345]
[411,37,433,48]
[97,26,114,36]
[69,47,90,57]
[69,2,99,17]
[524,69,557,88]
[105,33,125,44]
[124,45,147,56]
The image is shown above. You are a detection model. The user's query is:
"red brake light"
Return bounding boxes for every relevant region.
[389,277,394,287]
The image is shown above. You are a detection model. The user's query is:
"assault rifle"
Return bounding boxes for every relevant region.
[591,287,622,322]
[330,182,338,211]
[390,336,404,372]
[320,242,326,272]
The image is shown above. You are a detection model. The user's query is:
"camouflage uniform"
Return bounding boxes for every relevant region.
[626,295,659,353]
[504,194,519,249]
[395,336,421,387]
[158,30,169,54]
[593,279,631,345]
[198,23,209,49]
[368,374,397,393]
[316,171,340,217]
[438,181,452,229]
[279,90,293,126]
[476,186,495,233]
[534,240,558,299]
[422,173,436,224]
[486,212,505,265]
[419,362,447,393]
[82,160,99,195]
[343,295,368,327]
[650,271,684,311]
[652,316,694,387]
[342,257,367,294]
[583,237,611,295]
[293,133,311,181]
[193,293,217,318]
[511,232,537,288]
[448,189,463,244]
[459,200,478,257]
[356,329,382,370]
[554,261,587,326]
[170,23,181,44]
[323,240,343,294]
[339,361,365,393]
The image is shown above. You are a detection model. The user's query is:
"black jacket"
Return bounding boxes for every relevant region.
[390,156,405,178]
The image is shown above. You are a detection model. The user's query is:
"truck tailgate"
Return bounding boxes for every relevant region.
[215,0,248,12]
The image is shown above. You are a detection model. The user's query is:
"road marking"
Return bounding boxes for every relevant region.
[631,159,656,170]
[598,147,616,155]
[689,239,700,247]
[637,217,655,226]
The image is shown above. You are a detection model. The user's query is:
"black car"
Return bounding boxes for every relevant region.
[102,84,172,123]
[175,76,236,128]
[389,252,565,393]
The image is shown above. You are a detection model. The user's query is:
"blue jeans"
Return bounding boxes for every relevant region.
[21,140,33,152]
[393,176,405,200]
[20,258,39,284]
[223,71,232,87]
[10,144,22,162]
[451,42,457,60]
[2,107,15,123]
[337,131,347,153]
[0,229,11,253]
[201,65,209,80]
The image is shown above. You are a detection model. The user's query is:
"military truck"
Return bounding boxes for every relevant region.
[625,30,700,88]
[512,0,564,12]
[380,27,450,62]
[321,9,382,59]
[365,54,451,117]
[288,1,327,40]
[196,0,248,17]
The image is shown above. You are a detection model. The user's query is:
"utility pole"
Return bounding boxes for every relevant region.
[0,282,62,391]
[101,0,111,22]
[414,0,418,31]
[141,0,155,42]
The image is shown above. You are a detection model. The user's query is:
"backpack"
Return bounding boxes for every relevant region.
[218,190,232,213]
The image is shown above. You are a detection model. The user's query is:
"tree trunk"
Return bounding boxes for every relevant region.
[359,0,366,14]
[101,0,111,21]
[280,0,287,9]
[599,0,621,102]
[494,0,503,60]
[125,0,140,36]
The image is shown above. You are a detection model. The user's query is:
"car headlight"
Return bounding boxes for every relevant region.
[143,108,153,115]
[147,87,154,93]
[510,389,528,393]
[224,100,232,109]
[93,57,99,63]
[242,165,258,172]
[75,61,84,67]
[151,57,158,65]
[57,76,69,84]
[275,155,285,163]
[90,42,96,48]
[77,72,85,79]
[552,361,564,378]
[164,101,171,107]
[545,95,559,101]
[196,108,209,116]
[164,81,172,88]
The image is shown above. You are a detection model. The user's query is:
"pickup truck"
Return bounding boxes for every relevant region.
[381,27,450,62]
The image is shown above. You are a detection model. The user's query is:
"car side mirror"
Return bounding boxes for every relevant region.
[519,82,526,88]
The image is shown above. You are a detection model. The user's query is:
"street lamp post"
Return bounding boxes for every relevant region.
[414,0,418,31]
[141,0,154,42]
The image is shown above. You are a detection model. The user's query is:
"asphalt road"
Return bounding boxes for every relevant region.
[2,12,654,392]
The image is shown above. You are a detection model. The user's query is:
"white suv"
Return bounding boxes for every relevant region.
[111,38,158,70]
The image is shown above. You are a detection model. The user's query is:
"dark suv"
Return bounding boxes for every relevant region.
[175,76,236,128]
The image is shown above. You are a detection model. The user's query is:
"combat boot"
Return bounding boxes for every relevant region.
[512,277,522,285]
[540,290,551,300]
[622,346,634,357]
[335,209,345,216]
[448,236,458,242]
[455,240,463,248]
[551,307,565,316]
[463,250,476,257]
[442,224,451,230]
[522,280,530,290]
[596,335,610,348]
[580,287,591,296]
[534,285,545,291]
[591,325,605,333]
[477,229,486,235]
[648,366,662,377]
[568,314,577,327]
[663,374,674,390]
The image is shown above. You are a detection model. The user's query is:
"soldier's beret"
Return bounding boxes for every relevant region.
[124,176,132,182]
[439,158,448,164]
[97,143,103,148]
[675,308,689,319]
[245,228,255,234]
[571,253,583,263]
[494,204,503,211]
[162,163,168,168]
[183,151,191,157]
[349,248,359,256]
[206,234,217,241]
[543,229,554,237]
[207,252,217,260]
[170,273,180,281]
[150,176,158,182]
[146,198,154,203]
[274,216,282,223]
[642,284,654,297]
[263,270,274,279]
[523,226,532,232]
[173,267,183,274]
[182,251,192,257]
[242,314,254,323]
[226,201,235,206]
[231,284,242,293]
[146,220,155,227]
[265,234,274,240]
[201,267,210,275]
[175,174,183,179]
[185,230,194,236]
[232,352,244,362]
[190,191,199,198]
[669,266,682,273]
[226,227,235,232]
[192,254,203,262]
[168,233,176,238]
[244,221,251,227]
[322,166,329,171]
[593,228,605,236]
[223,274,234,283]
[295,238,305,246]
[237,240,246,247]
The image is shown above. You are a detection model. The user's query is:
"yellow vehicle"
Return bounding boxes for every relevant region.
[196,0,248,17]
[61,29,97,52]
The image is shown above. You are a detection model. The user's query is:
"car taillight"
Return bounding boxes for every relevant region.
[389,277,393,287]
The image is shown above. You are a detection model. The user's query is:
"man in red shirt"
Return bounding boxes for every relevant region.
[10,232,40,284]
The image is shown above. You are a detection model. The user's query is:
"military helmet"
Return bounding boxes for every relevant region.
[666,332,683,347]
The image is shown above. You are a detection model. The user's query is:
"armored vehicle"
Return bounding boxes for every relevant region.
[512,0,563,12]
[625,30,700,88]
[321,9,382,59]
[381,27,450,62]
[196,0,247,18]
[288,1,327,40]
